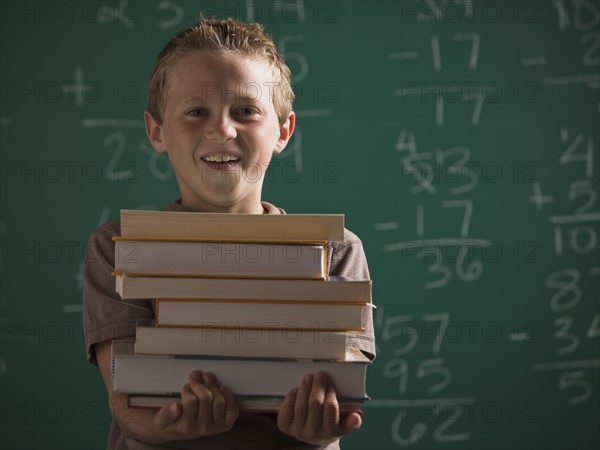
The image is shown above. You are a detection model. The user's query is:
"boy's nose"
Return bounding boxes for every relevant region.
[205,114,237,142]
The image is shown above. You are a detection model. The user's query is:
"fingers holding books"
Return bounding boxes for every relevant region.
[277,371,361,446]
[153,371,239,440]
[195,371,239,430]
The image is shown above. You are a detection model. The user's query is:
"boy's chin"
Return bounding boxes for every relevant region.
[193,185,261,209]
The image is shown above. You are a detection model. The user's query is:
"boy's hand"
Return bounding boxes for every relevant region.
[277,372,361,446]
[154,371,239,440]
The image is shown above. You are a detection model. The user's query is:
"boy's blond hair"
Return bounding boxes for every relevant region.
[147,17,294,125]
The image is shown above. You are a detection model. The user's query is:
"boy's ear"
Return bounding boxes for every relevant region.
[144,111,168,153]
[273,112,296,155]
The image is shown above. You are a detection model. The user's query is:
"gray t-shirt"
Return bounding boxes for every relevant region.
[83,199,375,450]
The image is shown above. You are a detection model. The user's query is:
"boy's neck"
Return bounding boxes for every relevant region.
[179,197,266,214]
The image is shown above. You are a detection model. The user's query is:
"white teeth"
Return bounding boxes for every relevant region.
[203,155,240,162]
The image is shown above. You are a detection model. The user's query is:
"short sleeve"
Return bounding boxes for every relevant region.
[328,229,376,360]
[82,220,154,366]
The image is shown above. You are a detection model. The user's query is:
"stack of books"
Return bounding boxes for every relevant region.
[111,209,373,413]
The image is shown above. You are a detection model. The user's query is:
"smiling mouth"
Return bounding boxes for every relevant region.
[201,155,240,163]
[201,155,241,171]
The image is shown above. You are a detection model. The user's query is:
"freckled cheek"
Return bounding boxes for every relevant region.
[176,121,202,134]
[169,124,204,145]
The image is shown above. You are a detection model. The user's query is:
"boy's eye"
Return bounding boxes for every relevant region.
[237,107,259,117]
[186,108,207,117]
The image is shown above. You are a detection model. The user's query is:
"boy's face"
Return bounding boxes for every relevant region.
[145,51,295,213]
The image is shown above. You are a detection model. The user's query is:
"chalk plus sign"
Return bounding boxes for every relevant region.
[61,66,89,106]
[529,182,554,211]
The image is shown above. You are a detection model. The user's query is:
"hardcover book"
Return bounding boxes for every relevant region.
[115,274,372,302]
[111,341,370,400]
[120,209,345,242]
[114,239,327,279]
[135,319,353,359]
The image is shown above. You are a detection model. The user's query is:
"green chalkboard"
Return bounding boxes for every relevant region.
[1,1,599,449]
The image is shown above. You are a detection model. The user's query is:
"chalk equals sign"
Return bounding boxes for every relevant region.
[388,51,418,61]
[373,221,399,231]
[508,332,532,342]
[62,305,82,313]
[521,57,547,67]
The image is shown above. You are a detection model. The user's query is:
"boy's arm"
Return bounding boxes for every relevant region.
[84,222,240,445]
[95,339,239,444]
[328,229,376,360]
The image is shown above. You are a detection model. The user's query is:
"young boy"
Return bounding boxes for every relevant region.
[83,17,375,449]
